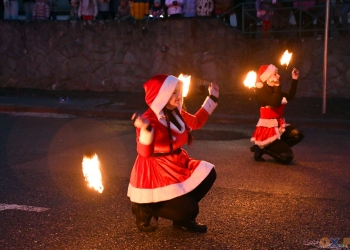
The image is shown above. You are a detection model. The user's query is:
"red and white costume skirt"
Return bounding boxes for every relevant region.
[127,149,214,204]
[251,103,289,148]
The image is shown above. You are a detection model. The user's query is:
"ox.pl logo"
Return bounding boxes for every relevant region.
[320,237,350,248]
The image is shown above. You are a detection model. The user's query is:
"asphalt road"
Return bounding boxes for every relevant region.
[1,112,350,250]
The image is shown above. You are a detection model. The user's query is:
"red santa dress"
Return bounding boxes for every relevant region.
[127,74,218,204]
[251,97,288,148]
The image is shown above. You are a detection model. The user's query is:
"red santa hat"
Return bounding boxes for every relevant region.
[144,74,181,117]
[256,64,277,88]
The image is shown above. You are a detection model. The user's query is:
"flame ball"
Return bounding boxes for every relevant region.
[280,50,293,66]
[244,71,257,89]
[178,73,191,97]
[82,154,104,193]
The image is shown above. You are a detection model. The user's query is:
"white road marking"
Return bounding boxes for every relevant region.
[0,203,50,212]
[1,112,75,118]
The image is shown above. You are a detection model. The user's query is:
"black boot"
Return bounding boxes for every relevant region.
[131,203,157,232]
[172,220,207,233]
[250,145,265,162]
[284,130,304,147]
[263,147,294,164]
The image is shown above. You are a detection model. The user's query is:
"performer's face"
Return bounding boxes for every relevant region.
[166,81,183,110]
[267,70,280,86]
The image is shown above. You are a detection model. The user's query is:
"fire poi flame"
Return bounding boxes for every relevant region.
[243,71,257,89]
[82,153,104,193]
[178,73,191,97]
[280,50,293,67]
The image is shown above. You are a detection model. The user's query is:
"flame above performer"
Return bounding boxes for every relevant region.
[178,73,191,97]
[280,50,293,67]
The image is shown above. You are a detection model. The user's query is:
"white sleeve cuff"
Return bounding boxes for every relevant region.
[139,128,154,145]
[202,96,218,115]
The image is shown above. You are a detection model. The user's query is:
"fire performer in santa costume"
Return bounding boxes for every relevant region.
[250,64,304,163]
[128,74,219,233]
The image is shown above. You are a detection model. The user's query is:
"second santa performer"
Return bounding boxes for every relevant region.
[250,64,304,164]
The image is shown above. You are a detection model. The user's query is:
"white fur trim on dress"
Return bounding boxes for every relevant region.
[260,64,277,82]
[202,97,218,115]
[127,161,214,203]
[139,128,154,145]
[150,75,180,119]
[157,110,186,134]
[251,135,279,148]
[256,118,278,128]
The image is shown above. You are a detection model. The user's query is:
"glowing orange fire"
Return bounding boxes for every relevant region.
[244,71,257,89]
[280,50,293,67]
[82,154,104,193]
[178,73,191,97]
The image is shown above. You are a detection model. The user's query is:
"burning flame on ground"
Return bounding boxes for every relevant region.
[244,71,257,89]
[178,73,191,97]
[82,154,104,193]
[280,50,293,67]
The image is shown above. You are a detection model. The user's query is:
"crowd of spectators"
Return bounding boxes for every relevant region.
[1,0,350,38]
[2,0,58,20]
[2,0,226,20]
[240,0,350,39]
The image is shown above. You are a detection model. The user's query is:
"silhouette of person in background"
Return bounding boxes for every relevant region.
[116,0,131,19]
[196,0,214,17]
[341,0,350,35]
[33,0,50,20]
[272,0,293,39]
[149,0,165,18]
[235,0,258,38]
[23,0,36,20]
[166,0,183,17]
[69,0,79,20]
[256,0,277,38]
[293,0,316,38]
[48,0,58,20]
[78,0,98,20]
[3,0,19,19]
[214,0,234,24]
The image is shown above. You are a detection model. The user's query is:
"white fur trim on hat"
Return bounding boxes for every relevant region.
[255,82,264,88]
[260,64,277,82]
[150,75,180,119]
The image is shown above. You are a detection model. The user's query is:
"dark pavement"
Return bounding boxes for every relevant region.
[0,88,349,130]
[1,111,350,249]
[1,88,350,249]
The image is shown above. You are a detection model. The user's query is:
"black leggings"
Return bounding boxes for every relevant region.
[149,168,217,222]
[264,125,304,163]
